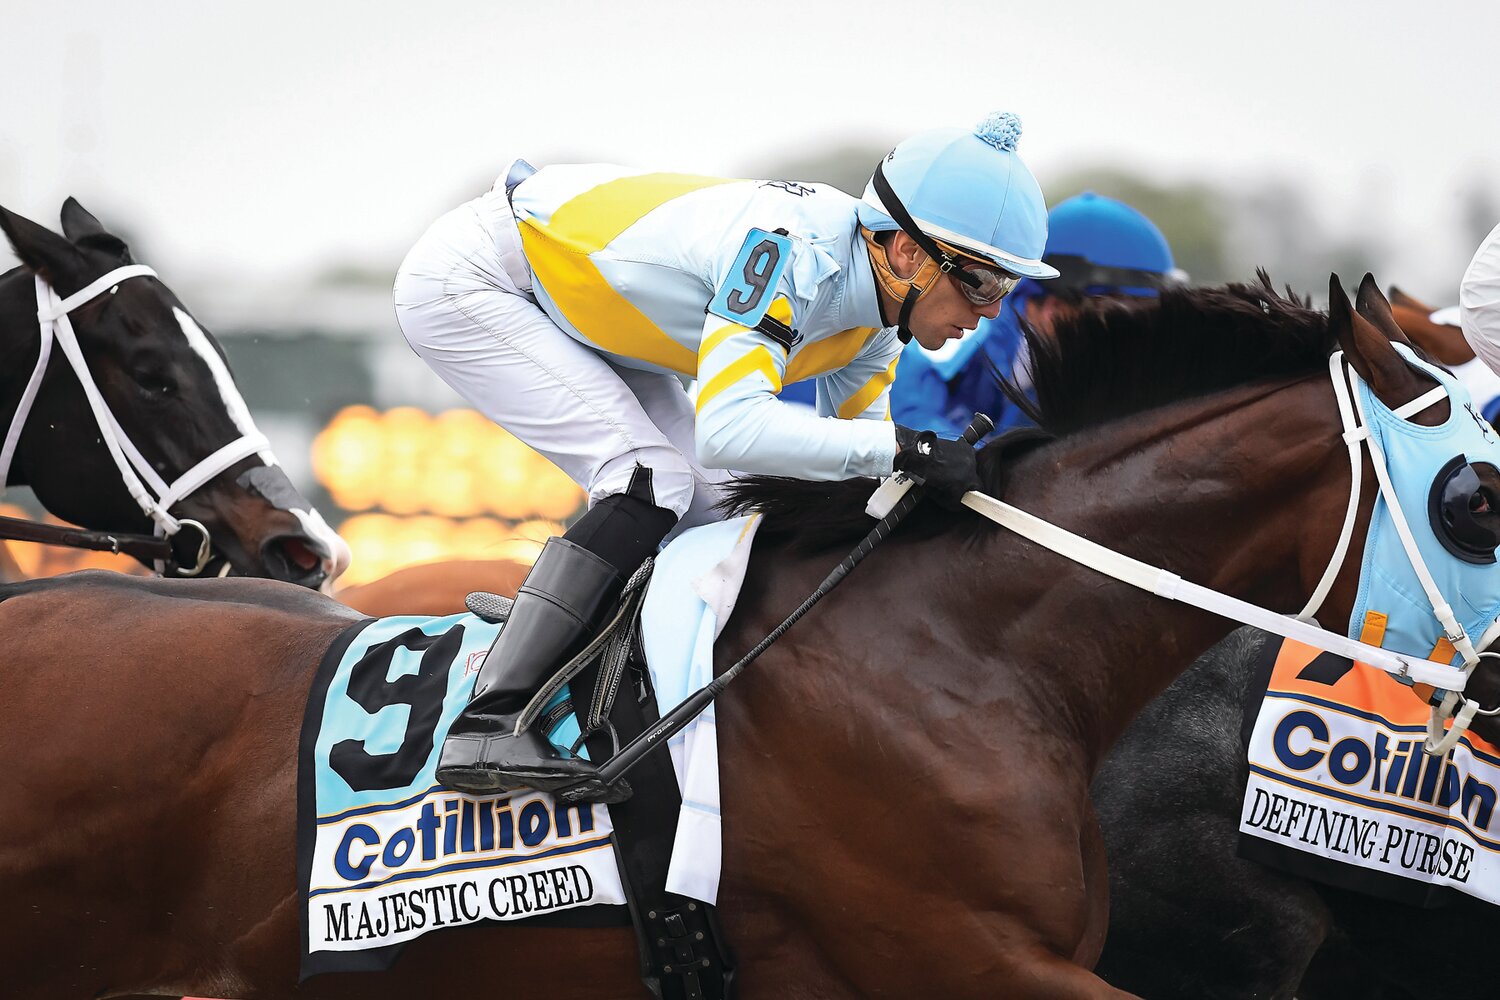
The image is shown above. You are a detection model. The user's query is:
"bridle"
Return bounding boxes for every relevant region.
[0,265,269,576]
[955,349,1500,755]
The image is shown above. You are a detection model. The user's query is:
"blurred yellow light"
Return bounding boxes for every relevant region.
[314,406,586,523]
[333,512,568,587]
[513,518,565,543]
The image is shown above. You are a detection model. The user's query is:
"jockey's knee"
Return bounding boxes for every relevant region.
[575,460,693,573]
[568,476,679,577]
[591,454,696,522]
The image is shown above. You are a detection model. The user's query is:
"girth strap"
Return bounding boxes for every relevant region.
[575,649,736,1000]
[512,560,735,998]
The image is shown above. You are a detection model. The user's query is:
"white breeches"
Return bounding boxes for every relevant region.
[392,186,728,531]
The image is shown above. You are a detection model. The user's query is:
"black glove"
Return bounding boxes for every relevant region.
[893,425,982,510]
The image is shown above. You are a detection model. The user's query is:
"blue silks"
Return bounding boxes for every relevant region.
[889,285,1041,438]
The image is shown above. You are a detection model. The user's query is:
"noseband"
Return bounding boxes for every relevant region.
[0,266,268,575]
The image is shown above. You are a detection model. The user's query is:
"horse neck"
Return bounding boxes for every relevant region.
[0,268,41,488]
[961,374,1349,772]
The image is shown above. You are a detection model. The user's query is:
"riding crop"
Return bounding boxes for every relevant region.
[577,412,994,800]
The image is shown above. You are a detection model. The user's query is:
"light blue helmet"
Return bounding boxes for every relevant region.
[858,112,1058,281]
[1043,192,1176,297]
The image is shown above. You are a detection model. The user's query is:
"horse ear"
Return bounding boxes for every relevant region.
[60,197,109,241]
[59,197,132,262]
[1354,273,1412,346]
[0,203,88,288]
[1332,274,1427,405]
[1387,285,1433,313]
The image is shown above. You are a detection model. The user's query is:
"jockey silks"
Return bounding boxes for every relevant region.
[507,164,902,482]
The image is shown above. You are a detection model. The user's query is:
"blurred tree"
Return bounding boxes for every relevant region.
[744,140,895,197]
[314,263,399,288]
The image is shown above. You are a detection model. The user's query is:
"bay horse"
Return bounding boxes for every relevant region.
[0,276,1482,998]
[0,199,347,587]
[1388,286,1472,367]
[335,556,528,616]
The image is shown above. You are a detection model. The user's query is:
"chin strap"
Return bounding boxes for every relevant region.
[861,226,942,343]
[866,162,983,344]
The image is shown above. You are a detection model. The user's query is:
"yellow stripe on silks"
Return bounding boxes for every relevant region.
[1359,610,1388,647]
[547,173,734,248]
[765,297,795,331]
[695,347,783,415]
[702,297,795,364]
[1429,637,1458,664]
[837,356,900,419]
[786,326,878,383]
[519,172,735,375]
[700,322,747,360]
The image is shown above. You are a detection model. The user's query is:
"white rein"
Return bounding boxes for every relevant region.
[870,352,1493,755]
[0,266,269,574]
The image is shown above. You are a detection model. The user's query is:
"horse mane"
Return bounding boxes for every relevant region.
[721,274,1335,553]
[1002,273,1329,435]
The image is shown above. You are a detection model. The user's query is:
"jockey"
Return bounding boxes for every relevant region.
[891,191,1178,436]
[394,112,1054,802]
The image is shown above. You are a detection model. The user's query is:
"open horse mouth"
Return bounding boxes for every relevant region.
[260,533,332,589]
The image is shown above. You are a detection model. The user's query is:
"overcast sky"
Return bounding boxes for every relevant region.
[2,0,1495,297]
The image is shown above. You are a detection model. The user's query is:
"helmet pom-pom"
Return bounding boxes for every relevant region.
[974,112,1022,152]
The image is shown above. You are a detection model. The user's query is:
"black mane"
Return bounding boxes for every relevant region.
[722,276,1335,552]
[1003,274,1330,435]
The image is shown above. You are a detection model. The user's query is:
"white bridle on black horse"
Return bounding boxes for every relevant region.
[0,266,271,575]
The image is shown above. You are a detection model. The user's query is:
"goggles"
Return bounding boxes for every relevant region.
[871,162,1018,307]
[936,246,1020,305]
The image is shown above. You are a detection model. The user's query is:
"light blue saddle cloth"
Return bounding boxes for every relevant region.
[297,514,760,974]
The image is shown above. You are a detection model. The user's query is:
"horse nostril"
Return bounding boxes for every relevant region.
[261,535,328,586]
[279,537,321,572]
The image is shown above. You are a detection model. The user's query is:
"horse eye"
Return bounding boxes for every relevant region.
[135,369,177,398]
[1470,490,1494,516]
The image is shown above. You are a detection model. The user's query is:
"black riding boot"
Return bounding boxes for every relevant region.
[437,488,675,800]
[436,536,621,796]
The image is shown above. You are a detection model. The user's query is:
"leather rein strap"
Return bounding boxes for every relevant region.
[0,512,172,562]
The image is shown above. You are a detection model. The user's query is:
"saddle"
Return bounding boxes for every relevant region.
[466,569,736,1000]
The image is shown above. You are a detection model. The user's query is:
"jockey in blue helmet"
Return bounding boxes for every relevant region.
[407,113,1053,802]
[856,112,1057,342]
[890,191,1179,436]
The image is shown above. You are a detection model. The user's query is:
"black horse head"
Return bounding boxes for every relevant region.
[0,198,349,588]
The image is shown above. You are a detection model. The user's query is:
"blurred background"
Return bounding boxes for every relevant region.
[3,0,1496,586]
